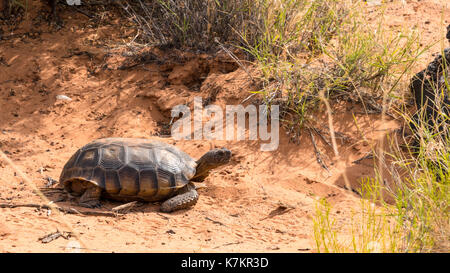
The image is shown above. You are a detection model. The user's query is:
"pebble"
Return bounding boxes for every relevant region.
[56,95,72,101]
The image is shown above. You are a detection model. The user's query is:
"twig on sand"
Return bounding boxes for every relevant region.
[39,230,72,244]
[260,203,295,221]
[0,202,117,217]
[205,216,227,227]
[308,128,330,173]
[312,127,332,148]
[213,241,243,249]
[297,248,311,252]
[157,212,170,220]
[321,125,351,143]
[241,93,258,104]
[352,153,374,164]
[111,201,139,213]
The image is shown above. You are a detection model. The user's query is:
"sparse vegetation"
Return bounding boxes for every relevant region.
[99,0,450,252]
[312,38,449,252]
[119,0,263,51]
[123,0,422,124]
[2,0,28,15]
[122,0,449,252]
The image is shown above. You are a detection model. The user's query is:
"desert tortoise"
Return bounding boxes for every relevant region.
[59,138,231,212]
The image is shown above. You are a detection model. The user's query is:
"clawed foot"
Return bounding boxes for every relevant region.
[160,186,199,213]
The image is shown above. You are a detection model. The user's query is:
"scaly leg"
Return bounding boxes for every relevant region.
[160,183,198,213]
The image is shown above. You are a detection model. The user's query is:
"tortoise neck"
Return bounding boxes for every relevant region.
[191,160,215,182]
[191,148,231,182]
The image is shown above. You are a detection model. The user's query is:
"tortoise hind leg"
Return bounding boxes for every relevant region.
[160,183,198,213]
[79,184,102,208]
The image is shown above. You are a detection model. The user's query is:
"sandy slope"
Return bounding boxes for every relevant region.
[0,1,448,252]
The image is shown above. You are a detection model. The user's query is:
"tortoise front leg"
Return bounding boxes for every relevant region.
[79,184,102,208]
[160,183,198,213]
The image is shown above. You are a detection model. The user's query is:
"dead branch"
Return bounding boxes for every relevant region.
[0,202,117,217]
[308,128,330,172]
[39,230,72,244]
[352,153,374,164]
[205,216,227,227]
[111,201,139,213]
[312,127,332,148]
[213,241,242,249]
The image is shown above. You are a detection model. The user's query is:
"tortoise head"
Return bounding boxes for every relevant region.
[191,148,231,182]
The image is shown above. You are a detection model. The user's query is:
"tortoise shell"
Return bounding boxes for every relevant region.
[59,138,197,201]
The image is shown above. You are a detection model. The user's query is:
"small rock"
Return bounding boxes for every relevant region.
[45,176,58,187]
[56,95,72,101]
